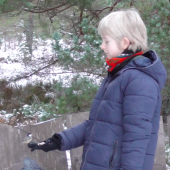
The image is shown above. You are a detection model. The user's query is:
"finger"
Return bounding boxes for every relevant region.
[31,148,35,152]
[30,145,40,152]
[45,139,51,144]
[28,142,37,148]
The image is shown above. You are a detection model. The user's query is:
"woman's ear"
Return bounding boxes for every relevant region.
[121,37,130,50]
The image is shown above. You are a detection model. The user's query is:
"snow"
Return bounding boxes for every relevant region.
[0,39,101,87]
[14,118,57,127]
[0,37,65,85]
[62,121,72,170]
[23,104,30,108]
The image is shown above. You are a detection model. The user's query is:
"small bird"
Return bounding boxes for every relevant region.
[22,133,32,144]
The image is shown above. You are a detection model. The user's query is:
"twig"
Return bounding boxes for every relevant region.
[23,3,69,14]
[11,59,59,82]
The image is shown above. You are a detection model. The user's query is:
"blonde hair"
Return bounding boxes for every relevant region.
[98,8,148,52]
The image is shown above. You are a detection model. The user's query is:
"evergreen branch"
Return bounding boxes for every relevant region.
[70,39,84,51]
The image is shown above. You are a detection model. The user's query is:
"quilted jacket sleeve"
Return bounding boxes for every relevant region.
[120,76,158,170]
[58,120,88,151]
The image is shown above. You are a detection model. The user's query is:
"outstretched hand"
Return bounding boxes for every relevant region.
[28,134,62,152]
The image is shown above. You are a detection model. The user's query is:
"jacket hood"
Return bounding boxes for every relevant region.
[122,50,167,90]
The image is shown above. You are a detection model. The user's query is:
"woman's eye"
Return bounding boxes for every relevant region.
[105,41,109,44]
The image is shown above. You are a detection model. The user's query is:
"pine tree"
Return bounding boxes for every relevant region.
[0,0,170,119]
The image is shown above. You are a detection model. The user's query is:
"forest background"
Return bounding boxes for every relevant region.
[0,0,170,126]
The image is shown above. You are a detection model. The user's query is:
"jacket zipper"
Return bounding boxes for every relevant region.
[109,139,118,170]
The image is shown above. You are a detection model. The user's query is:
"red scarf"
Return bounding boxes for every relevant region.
[105,51,144,72]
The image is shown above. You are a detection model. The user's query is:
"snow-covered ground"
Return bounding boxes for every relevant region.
[0,38,71,86]
[0,37,103,87]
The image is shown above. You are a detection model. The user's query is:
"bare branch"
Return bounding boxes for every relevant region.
[84,0,123,27]
[97,0,122,17]
[10,58,59,82]
[23,2,68,13]
[79,8,84,35]
[39,70,105,77]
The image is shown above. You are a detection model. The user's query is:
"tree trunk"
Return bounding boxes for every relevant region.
[24,13,34,56]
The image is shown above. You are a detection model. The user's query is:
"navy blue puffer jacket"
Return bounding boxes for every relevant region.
[58,50,167,170]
